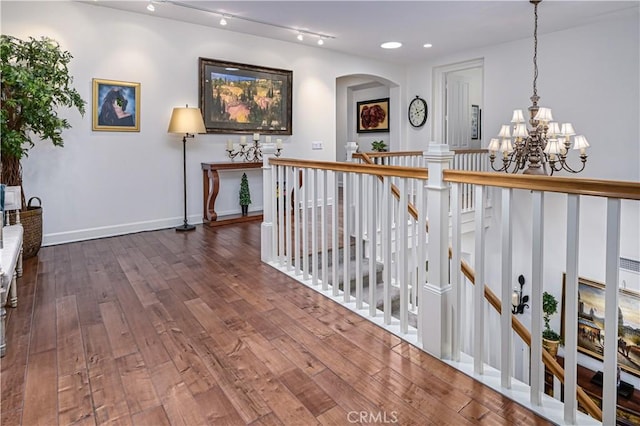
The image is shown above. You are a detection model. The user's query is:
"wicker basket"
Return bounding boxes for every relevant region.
[8,197,42,259]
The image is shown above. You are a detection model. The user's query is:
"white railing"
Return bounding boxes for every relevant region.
[260,142,640,425]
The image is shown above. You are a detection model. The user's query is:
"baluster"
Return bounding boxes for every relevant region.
[368,174,378,317]
[321,170,329,290]
[343,173,351,302]
[382,176,392,324]
[398,178,409,333]
[564,194,580,422]
[473,184,486,374]
[354,173,363,308]
[500,188,513,389]
[332,171,339,296]
[302,168,309,281]
[311,169,318,286]
[530,191,544,405]
[277,164,285,266]
[451,182,462,360]
[603,198,621,426]
[286,166,294,271]
[294,167,302,276]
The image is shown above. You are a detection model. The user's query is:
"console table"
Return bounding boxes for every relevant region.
[201,162,263,227]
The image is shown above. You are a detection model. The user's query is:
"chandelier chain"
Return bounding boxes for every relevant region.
[532,1,539,98]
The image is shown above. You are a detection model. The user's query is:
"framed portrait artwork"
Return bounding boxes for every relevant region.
[561,274,640,377]
[199,58,292,135]
[92,79,140,132]
[357,98,389,133]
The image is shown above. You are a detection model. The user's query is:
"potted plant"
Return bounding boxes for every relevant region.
[239,173,251,216]
[1,35,85,257]
[371,140,387,152]
[542,291,561,357]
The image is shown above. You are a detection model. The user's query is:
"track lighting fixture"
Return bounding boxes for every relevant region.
[146,1,155,12]
[219,16,227,26]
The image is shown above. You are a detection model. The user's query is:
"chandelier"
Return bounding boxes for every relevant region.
[488,0,589,175]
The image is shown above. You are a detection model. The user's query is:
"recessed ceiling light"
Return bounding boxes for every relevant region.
[297,33,304,41]
[219,17,227,26]
[317,39,324,46]
[423,43,433,48]
[146,2,155,12]
[381,42,402,49]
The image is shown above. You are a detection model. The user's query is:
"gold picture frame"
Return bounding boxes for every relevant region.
[92,78,140,132]
[561,273,640,378]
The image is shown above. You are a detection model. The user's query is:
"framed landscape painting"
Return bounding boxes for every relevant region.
[199,58,292,135]
[561,274,640,377]
[92,79,140,132]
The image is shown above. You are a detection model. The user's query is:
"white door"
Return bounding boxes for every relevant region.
[445,73,470,149]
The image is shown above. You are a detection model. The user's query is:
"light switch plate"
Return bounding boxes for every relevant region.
[312,141,323,150]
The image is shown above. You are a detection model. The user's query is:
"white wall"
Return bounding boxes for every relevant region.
[2,1,406,245]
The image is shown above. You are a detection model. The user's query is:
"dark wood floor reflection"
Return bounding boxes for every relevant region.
[1,223,551,425]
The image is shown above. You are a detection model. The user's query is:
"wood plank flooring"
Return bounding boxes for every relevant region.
[1,223,552,425]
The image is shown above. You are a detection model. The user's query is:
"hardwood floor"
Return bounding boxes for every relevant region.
[1,223,551,425]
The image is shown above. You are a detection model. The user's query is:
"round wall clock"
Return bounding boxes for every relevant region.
[408,95,428,128]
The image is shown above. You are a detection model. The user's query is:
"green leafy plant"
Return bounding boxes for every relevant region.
[371,140,387,152]
[239,173,251,206]
[1,35,86,196]
[542,291,561,341]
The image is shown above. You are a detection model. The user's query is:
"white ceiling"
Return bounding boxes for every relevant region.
[90,1,638,65]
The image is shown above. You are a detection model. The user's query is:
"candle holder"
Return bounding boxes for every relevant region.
[226,135,282,162]
[512,274,529,315]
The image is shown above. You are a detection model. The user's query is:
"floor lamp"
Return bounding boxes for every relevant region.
[168,105,206,232]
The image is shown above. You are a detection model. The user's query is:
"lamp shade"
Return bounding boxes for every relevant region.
[534,107,553,123]
[547,122,561,137]
[513,123,529,138]
[488,138,500,152]
[498,125,512,138]
[543,139,561,155]
[168,107,206,134]
[500,139,514,153]
[511,109,525,123]
[573,135,590,150]
[561,123,576,136]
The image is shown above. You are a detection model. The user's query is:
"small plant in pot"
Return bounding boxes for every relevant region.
[239,173,251,216]
[1,35,85,257]
[371,140,387,152]
[542,291,562,357]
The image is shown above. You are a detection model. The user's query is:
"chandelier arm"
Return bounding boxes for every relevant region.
[560,157,588,174]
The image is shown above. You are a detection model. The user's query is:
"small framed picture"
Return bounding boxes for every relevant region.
[471,104,480,140]
[92,79,140,132]
[357,98,389,133]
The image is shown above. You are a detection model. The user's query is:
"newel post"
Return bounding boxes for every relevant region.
[261,143,277,263]
[422,143,454,359]
[345,141,358,162]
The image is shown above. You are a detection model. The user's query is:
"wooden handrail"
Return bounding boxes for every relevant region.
[270,157,428,180]
[353,151,424,159]
[445,170,640,201]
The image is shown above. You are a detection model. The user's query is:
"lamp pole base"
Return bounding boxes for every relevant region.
[175,223,196,232]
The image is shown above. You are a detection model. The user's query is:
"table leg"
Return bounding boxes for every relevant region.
[204,169,220,222]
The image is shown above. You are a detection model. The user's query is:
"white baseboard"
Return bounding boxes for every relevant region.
[42,214,204,247]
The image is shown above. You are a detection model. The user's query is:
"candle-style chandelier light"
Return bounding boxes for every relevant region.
[488,0,589,175]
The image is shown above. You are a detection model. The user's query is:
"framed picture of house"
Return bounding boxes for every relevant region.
[199,58,292,135]
[92,79,140,132]
[561,274,640,377]
[357,98,389,133]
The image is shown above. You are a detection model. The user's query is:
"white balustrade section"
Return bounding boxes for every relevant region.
[264,150,638,426]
